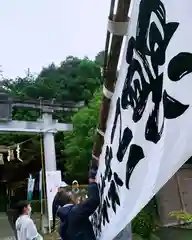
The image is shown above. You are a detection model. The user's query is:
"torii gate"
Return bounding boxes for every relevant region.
[0,93,84,171]
[0,93,84,233]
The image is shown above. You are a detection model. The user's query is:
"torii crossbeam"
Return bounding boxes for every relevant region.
[0,113,72,171]
[0,94,83,171]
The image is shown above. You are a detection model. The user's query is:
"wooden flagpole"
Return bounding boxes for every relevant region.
[90,0,132,175]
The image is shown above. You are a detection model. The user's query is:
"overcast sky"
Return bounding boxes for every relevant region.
[0,0,110,78]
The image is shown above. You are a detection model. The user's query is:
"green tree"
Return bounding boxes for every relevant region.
[0,56,102,103]
[0,54,103,183]
[35,57,102,102]
[64,90,102,183]
[95,50,105,67]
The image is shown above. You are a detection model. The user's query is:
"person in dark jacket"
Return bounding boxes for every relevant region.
[57,179,99,240]
[52,183,71,232]
[57,169,100,240]
[52,186,63,231]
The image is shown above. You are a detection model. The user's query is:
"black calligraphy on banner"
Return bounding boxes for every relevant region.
[92,96,145,237]
[122,0,190,143]
[126,144,145,189]
[92,0,192,237]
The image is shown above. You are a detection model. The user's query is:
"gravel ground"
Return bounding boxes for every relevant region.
[3,212,191,240]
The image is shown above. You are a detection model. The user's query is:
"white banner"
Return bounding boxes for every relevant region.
[27,178,35,192]
[39,169,42,199]
[93,0,192,239]
[27,175,35,201]
[46,170,61,221]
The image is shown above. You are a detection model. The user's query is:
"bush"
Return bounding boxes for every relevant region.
[132,200,157,238]
[169,211,192,222]
[30,200,46,213]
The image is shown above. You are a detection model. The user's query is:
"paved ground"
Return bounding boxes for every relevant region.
[0,213,15,239]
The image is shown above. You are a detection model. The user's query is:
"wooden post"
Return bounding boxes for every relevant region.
[90,0,132,237]
[91,0,131,177]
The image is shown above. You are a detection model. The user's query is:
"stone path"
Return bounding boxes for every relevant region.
[0,213,15,240]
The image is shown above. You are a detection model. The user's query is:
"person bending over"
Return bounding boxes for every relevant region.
[57,175,100,239]
[52,185,69,231]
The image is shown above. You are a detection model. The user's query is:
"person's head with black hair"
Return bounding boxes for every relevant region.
[16,201,32,216]
[58,190,75,206]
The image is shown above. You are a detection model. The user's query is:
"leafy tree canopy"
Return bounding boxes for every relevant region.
[0,56,102,103]
[64,90,102,183]
[0,54,103,183]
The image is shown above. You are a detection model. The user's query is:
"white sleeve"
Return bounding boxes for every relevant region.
[26,219,39,240]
